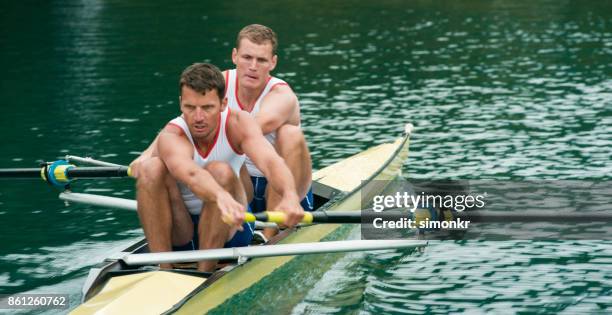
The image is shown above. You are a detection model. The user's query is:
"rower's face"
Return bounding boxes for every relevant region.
[180,86,226,140]
[232,38,277,89]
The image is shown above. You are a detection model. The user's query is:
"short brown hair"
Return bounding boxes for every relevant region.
[236,24,278,55]
[179,63,225,100]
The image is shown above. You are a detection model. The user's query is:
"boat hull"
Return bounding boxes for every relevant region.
[71,125,413,315]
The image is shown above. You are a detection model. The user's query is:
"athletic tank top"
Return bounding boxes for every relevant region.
[225,69,289,177]
[167,108,245,215]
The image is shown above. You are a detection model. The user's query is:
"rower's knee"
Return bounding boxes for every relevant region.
[276,125,306,155]
[137,157,168,189]
[205,161,235,189]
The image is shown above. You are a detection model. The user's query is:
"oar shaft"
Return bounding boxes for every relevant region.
[58,192,612,225]
[60,192,137,211]
[65,155,123,167]
[311,211,362,223]
[247,211,362,224]
[247,210,612,224]
[0,166,131,179]
[0,168,44,178]
[457,211,612,223]
[65,166,131,178]
[123,240,427,265]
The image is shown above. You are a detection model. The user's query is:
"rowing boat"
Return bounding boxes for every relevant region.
[67,124,414,314]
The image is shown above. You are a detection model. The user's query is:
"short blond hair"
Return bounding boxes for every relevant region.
[236,24,278,55]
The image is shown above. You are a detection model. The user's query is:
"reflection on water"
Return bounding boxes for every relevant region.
[292,2,611,179]
[0,0,610,313]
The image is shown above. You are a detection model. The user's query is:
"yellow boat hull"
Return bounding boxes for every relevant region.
[71,126,412,315]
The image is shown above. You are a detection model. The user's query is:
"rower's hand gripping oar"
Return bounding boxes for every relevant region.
[244,209,457,225]
[245,211,363,225]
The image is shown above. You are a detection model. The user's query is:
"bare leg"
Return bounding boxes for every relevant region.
[265,124,312,238]
[239,164,253,204]
[275,124,312,199]
[136,158,174,269]
[197,161,247,272]
[166,176,194,246]
[136,157,195,269]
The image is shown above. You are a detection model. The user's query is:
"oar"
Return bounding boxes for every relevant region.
[60,192,612,225]
[59,192,288,229]
[246,210,612,224]
[60,193,364,224]
[60,192,137,211]
[0,160,131,187]
[65,155,123,167]
[122,239,427,265]
[246,211,362,224]
[0,166,131,179]
[455,210,612,223]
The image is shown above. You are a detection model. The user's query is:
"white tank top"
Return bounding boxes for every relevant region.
[225,69,288,177]
[167,108,245,215]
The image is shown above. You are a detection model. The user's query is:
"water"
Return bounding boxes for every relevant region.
[1,0,611,313]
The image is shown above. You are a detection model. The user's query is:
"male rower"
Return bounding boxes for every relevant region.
[136,63,303,271]
[225,24,313,237]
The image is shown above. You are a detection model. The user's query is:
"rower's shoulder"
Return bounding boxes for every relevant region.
[228,107,253,123]
[265,83,297,105]
[271,82,293,92]
[226,108,259,146]
[162,122,184,135]
[157,124,191,155]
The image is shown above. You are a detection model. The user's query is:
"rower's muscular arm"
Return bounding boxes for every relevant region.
[157,127,226,203]
[228,111,304,226]
[229,111,303,226]
[255,85,297,134]
[231,111,297,198]
[158,126,245,227]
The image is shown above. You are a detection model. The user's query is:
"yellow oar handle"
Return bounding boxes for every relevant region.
[244,213,256,222]
[244,211,314,224]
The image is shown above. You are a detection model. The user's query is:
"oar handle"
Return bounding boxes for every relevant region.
[245,211,314,224]
[244,211,365,224]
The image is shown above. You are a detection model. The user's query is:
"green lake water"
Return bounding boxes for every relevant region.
[1,1,610,314]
